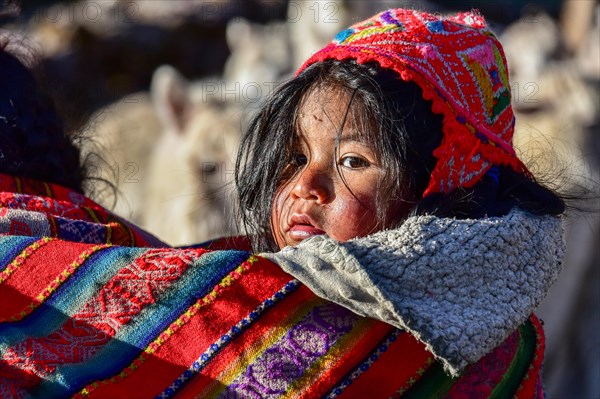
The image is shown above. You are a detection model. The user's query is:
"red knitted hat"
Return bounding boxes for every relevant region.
[296,8,531,196]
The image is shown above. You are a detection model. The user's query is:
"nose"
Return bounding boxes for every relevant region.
[290,164,333,203]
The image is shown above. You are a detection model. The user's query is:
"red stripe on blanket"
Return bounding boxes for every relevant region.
[300,320,396,398]
[0,239,94,321]
[0,173,100,208]
[179,285,318,398]
[78,257,295,398]
[47,183,99,208]
[3,246,212,396]
[340,330,434,398]
[77,247,209,332]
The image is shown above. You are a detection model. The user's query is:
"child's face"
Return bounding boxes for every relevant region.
[271,87,405,249]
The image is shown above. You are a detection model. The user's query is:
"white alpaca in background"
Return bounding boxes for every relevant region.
[82,67,244,245]
[143,66,243,245]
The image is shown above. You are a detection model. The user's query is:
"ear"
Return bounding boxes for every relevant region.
[151,65,190,134]
[226,18,252,51]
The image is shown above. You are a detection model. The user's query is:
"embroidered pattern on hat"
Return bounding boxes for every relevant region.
[297,8,531,195]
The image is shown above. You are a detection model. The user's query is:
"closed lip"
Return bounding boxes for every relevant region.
[287,213,325,239]
[288,213,320,229]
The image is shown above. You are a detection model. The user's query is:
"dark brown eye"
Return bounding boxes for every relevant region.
[340,155,369,169]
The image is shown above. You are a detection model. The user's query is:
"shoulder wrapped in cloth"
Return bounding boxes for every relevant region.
[1,173,559,398]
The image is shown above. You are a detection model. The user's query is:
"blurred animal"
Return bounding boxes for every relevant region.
[82,67,244,246]
[81,92,161,225]
[143,65,243,245]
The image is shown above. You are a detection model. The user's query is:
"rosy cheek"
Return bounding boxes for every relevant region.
[327,198,378,241]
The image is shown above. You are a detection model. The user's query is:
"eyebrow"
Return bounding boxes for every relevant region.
[337,132,371,144]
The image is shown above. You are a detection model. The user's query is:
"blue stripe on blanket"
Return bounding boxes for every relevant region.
[31,250,250,398]
[0,246,145,346]
[0,235,37,272]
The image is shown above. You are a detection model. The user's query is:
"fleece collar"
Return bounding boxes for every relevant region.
[264,208,564,376]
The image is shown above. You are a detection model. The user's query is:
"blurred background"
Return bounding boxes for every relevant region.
[1,0,598,397]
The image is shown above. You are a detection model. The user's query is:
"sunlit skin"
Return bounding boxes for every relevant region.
[271,86,407,249]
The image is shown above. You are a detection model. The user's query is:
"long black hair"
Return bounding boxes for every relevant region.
[236,59,565,252]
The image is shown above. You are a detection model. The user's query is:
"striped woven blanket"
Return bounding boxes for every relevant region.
[0,173,544,398]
